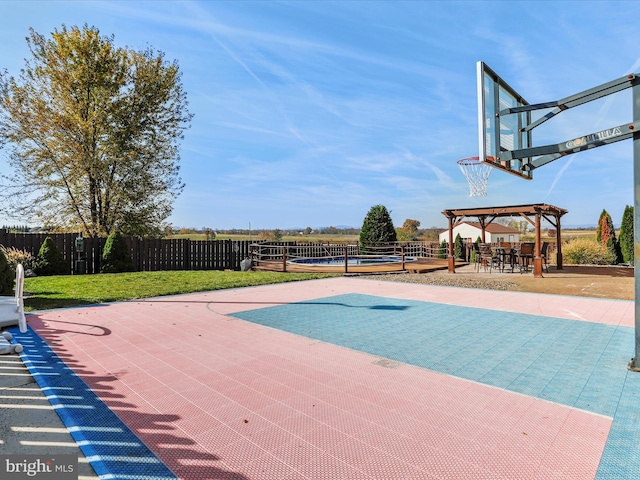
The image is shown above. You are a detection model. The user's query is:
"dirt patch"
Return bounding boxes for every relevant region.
[362,265,634,300]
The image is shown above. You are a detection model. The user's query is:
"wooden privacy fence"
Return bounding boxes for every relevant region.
[0,230,254,274]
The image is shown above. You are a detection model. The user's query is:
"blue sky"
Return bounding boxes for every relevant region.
[1,1,639,230]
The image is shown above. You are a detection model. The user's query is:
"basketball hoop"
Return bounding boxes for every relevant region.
[457,156,492,197]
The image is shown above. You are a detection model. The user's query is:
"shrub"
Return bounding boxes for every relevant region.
[454,234,464,260]
[606,236,622,264]
[0,248,13,295]
[0,245,36,272]
[439,240,447,259]
[35,237,68,275]
[101,231,134,273]
[563,238,615,265]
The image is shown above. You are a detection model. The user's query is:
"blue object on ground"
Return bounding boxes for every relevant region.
[8,325,177,480]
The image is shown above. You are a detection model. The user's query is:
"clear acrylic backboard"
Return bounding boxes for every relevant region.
[477,61,533,180]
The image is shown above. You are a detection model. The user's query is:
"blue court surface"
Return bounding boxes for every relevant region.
[231,293,640,479]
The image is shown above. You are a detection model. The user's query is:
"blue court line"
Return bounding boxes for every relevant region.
[231,293,640,479]
[7,325,177,480]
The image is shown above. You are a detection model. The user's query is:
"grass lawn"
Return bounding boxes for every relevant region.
[23,270,338,312]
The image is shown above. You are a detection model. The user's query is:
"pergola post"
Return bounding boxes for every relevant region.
[447,215,455,273]
[533,210,543,277]
[556,214,563,269]
[479,216,487,243]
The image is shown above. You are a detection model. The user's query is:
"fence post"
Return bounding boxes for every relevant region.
[401,245,405,270]
[282,247,287,272]
[344,245,348,273]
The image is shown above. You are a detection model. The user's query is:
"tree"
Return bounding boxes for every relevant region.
[0,25,192,237]
[596,210,608,243]
[597,209,621,263]
[101,231,134,273]
[439,240,447,259]
[359,205,397,250]
[0,249,13,295]
[204,228,216,241]
[397,218,420,242]
[35,237,68,275]
[497,217,528,235]
[620,205,634,264]
[454,233,464,260]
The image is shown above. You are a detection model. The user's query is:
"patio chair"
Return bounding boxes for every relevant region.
[541,241,550,273]
[517,243,534,273]
[478,243,499,273]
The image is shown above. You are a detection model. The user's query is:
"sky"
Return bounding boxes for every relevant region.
[1,1,639,231]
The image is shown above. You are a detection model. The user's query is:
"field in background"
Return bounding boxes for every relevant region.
[169,229,600,244]
[169,233,361,243]
[521,229,604,243]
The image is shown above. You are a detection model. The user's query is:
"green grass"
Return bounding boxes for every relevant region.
[23,270,338,312]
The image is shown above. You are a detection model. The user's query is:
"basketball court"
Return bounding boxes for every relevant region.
[4,61,640,479]
[7,277,639,479]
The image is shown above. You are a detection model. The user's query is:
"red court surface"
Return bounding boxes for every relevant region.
[28,277,629,479]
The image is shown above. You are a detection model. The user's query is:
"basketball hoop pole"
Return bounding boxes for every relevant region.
[631,80,640,371]
[478,62,640,370]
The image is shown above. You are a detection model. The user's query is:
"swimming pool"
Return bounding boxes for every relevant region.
[289,255,418,266]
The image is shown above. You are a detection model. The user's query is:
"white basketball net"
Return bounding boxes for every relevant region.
[458,157,492,197]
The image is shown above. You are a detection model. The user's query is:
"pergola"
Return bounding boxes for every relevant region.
[441,203,569,278]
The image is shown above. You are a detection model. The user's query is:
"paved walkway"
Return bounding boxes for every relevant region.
[6,277,639,479]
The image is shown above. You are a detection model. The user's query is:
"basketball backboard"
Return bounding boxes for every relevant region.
[477,61,533,180]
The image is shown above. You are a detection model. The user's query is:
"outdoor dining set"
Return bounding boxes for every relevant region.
[473,242,550,274]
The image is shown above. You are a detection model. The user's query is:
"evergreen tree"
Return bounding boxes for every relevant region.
[454,233,464,260]
[101,232,135,273]
[439,240,448,259]
[35,237,68,275]
[620,205,634,264]
[0,248,13,295]
[359,205,397,250]
[596,210,607,243]
[597,209,621,264]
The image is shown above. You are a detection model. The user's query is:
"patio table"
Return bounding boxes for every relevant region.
[495,247,517,273]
